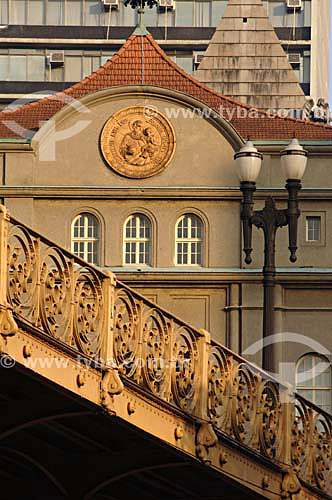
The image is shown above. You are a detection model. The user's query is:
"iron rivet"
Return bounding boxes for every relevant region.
[262,475,269,489]
[23,345,32,358]
[174,426,183,440]
[219,451,228,466]
[77,373,85,388]
[127,402,136,415]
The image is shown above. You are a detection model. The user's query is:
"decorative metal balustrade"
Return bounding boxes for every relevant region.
[0,205,331,498]
[292,395,332,494]
[5,211,108,358]
[113,281,332,495]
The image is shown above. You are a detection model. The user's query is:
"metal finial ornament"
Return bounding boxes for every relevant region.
[123,0,158,8]
[132,5,149,35]
[138,6,145,29]
[124,0,158,35]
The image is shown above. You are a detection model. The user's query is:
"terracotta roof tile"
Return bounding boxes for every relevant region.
[0,33,331,140]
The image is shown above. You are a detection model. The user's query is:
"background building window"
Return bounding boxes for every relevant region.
[296,354,332,413]
[176,214,203,265]
[71,213,99,265]
[176,1,194,26]
[47,0,65,25]
[306,215,321,242]
[194,0,212,27]
[0,0,311,30]
[0,52,45,82]
[124,214,151,265]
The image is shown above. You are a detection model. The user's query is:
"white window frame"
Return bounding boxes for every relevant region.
[71,213,99,265]
[123,214,151,266]
[175,214,203,266]
[306,215,321,242]
[301,211,326,247]
[296,354,332,413]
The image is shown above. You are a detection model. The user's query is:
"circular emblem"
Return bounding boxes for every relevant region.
[100,106,176,178]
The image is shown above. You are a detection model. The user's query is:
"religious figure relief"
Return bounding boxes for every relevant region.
[302,97,314,120]
[101,106,175,178]
[120,120,161,166]
[315,98,330,123]
[143,126,161,158]
[302,97,330,124]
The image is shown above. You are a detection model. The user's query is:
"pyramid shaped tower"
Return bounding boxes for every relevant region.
[195,0,305,111]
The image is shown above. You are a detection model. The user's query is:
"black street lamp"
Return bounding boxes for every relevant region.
[234,139,308,372]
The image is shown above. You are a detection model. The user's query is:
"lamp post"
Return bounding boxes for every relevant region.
[234,139,308,372]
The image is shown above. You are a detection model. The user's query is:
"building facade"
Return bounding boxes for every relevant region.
[0,0,329,107]
[0,26,332,414]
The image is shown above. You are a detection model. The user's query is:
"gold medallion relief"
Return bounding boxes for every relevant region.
[100,106,176,178]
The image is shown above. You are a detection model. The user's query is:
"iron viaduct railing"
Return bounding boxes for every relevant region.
[0,205,331,497]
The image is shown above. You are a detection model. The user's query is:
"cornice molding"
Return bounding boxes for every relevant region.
[2,186,332,200]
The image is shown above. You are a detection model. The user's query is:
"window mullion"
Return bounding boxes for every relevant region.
[84,214,88,239]
[84,240,87,261]
[187,217,191,264]
[188,239,192,264]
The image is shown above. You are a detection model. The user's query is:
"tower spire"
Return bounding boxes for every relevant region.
[195,0,305,111]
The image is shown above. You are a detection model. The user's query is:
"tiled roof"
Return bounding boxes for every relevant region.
[1,33,332,140]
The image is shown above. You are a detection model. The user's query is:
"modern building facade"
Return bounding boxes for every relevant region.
[0,0,329,107]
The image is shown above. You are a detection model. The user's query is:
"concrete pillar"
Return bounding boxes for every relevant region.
[272,283,284,375]
[310,0,330,102]
[228,283,240,354]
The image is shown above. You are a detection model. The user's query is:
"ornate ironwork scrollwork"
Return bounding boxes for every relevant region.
[7,221,107,358]
[207,346,229,428]
[73,267,104,356]
[292,397,332,494]
[257,380,282,458]
[141,307,170,398]
[171,325,199,413]
[8,225,39,323]
[114,284,201,411]
[39,247,72,342]
[231,363,258,446]
[207,343,282,460]
[113,288,140,381]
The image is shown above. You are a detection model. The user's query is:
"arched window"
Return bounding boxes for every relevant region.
[296,354,332,413]
[124,214,151,265]
[71,213,99,265]
[175,214,203,266]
